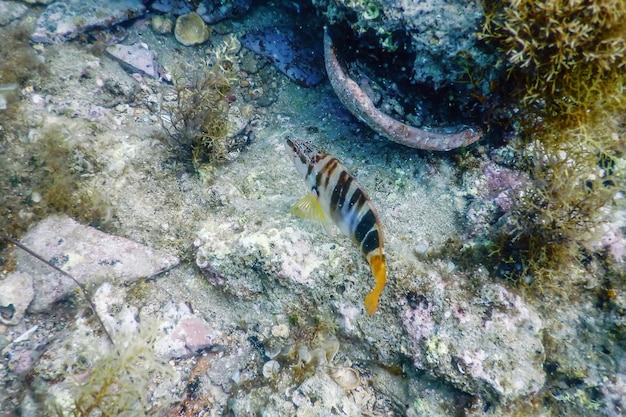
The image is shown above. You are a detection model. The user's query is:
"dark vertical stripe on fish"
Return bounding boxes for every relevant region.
[330,171,351,210]
[322,158,339,189]
[355,210,376,244]
[361,229,380,254]
[348,187,366,211]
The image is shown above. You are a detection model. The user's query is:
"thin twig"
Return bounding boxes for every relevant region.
[1,234,115,345]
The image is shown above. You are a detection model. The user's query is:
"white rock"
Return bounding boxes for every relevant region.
[106,43,159,79]
[0,1,28,26]
[30,0,146,44]
[262,360,280,378]
[153,301,225,358]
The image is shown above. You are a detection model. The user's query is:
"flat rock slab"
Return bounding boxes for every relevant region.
[154,301,227,358]
[16,215,179,312]
[106,43,159,78]
[31,0,146,44]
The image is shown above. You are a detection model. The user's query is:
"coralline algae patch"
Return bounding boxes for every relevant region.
[402,278,545,401]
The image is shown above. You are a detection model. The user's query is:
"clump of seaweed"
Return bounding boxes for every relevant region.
[161,36,240,173]
[0,25,45,127]
[1,125,112,257]
[0,25,45,85]
[0,24,112,249]
[61,325,172,417]
[474,0,626,286]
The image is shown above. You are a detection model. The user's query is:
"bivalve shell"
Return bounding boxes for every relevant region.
[297,345,312,364]
[174,12,210,46]
[330,367,360,390]
[265,345,282,359]
[262,360,280,378]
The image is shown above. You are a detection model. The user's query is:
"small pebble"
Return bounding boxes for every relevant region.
[151,15,173,34]
[271,323,289,338]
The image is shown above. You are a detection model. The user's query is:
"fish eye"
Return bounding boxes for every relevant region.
[292,146,297,153]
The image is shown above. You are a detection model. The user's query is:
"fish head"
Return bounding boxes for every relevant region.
[285,137,321,177]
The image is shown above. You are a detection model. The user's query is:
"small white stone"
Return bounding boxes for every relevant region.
[271,323,289,338]
[30,191,42,203]
[414,238,430,257]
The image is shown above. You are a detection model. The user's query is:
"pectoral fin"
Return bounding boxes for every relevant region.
[292,193,334,235]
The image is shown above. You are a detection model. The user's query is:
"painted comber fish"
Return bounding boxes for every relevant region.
[285,137,387,315]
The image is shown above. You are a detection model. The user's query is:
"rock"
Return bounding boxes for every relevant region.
[150,15,173,35]
[196,0,251,24]
[21,0,53,4]
[317,0,496,92]
[153,301,226,358]
[31,0,146,44]
[0,1,28,26]
[149,0,191,15]
[174,12,210,46]
[402,282,545,401]
[240,26,325,87]
[106,43,160,78]
[15,215,179,312]
[0,272,34,325]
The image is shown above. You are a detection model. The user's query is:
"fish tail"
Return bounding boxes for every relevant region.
[364,253,386,315]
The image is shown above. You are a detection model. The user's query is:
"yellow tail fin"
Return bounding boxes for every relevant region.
[364,254,386,315]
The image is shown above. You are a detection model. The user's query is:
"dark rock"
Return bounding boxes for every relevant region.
[240,26,325,87]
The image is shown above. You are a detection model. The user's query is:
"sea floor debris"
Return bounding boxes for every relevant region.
[324,27,483,151]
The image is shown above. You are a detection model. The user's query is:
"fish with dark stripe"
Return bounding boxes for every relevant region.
[285,137,387,315]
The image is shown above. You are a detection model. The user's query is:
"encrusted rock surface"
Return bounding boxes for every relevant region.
[402,280,545,400]
[316,0,496,92]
